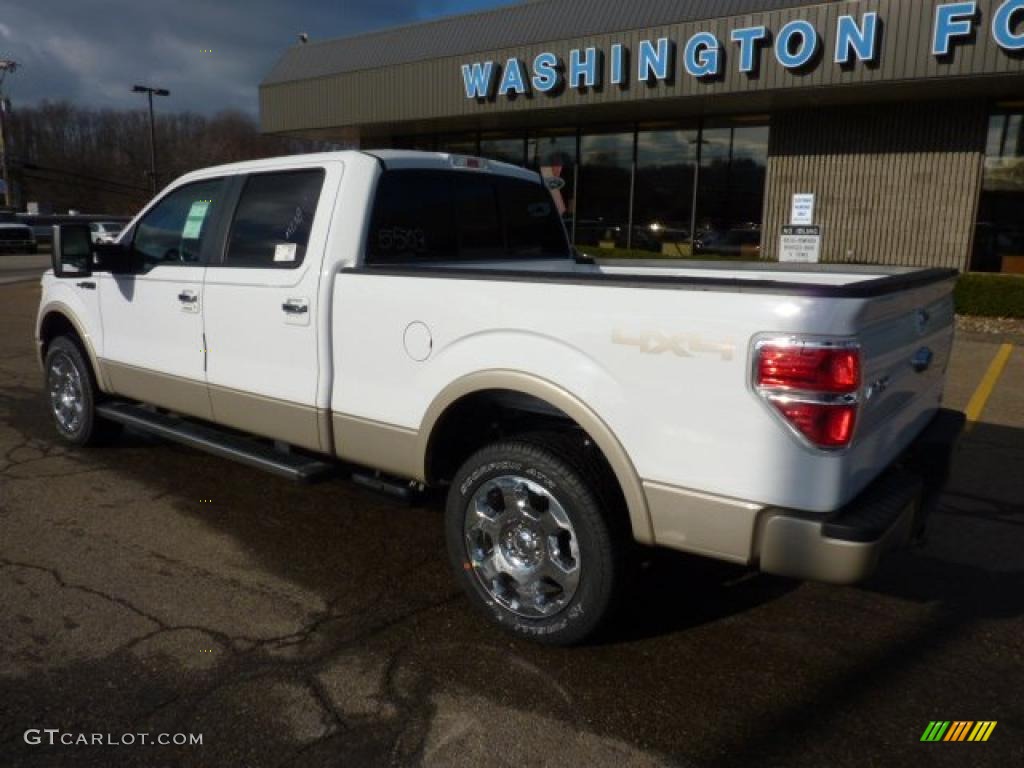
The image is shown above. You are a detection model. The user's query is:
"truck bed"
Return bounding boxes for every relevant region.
[334,258,956,525]
[346,258,957,297]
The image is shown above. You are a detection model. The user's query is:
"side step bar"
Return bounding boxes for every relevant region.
[96,401,336,483]
[351,471,420,502]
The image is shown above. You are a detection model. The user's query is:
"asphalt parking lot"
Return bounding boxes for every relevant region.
[0,253,51,286]
[1,276,1022,767]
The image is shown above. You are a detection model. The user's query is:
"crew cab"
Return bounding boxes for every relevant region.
[37,151,962,644]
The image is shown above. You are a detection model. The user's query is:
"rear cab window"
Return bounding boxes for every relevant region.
[366,169,569,265]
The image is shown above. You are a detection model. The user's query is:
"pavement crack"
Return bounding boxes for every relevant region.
[0,557,168,630]
[306,673,347,733]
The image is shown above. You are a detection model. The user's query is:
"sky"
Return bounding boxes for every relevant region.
[0,0,511,115]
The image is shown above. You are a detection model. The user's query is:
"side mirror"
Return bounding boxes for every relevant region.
[52,223,137,277]
[94,241,136,274]
[51,224,93,278]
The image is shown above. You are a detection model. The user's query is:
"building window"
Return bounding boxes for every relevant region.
[438,134,480,155]
[575,131,634,251]
[392,119,770,261]
[393,135,437,151]
[692,124,769,260]
[633,127,699,257]
[974,110,1024,273]
[480,134,526,166]
[530,134,578,242]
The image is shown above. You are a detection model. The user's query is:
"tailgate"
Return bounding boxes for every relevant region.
[845,275,957,496]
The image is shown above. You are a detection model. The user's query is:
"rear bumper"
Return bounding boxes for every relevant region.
[757,408,965,584]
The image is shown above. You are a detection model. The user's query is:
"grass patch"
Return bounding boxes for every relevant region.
[955,273,1024,318]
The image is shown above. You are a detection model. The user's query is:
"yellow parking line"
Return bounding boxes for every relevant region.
[965,343,1013,428]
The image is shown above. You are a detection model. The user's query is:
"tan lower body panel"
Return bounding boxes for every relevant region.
[208,385,323,453]
[643,480,764,564]
[100,360,213,421]
[332,412,421,480]
[757,501,915,584]
[100,360,324,452]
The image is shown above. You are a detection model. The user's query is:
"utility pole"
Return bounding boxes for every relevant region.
[0,59,19,209]
[132,84,169,195]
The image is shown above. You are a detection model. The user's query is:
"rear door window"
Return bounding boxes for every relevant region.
[224,169,325,269]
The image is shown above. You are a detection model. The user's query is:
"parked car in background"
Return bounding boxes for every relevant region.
[17,214,133,250]
[630,221,691,255]
[29,224,53,248]
[0,222,37,253]
[90,221,125,244]
[694,228,762,258]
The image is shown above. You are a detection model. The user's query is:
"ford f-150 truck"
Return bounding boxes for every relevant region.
[37,151,963,644]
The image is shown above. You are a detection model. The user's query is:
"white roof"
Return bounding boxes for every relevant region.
[367,150,540,182]
[179,150,361,181]
[177,149,539,185]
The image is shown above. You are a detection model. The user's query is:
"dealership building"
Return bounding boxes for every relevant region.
[260,0,1024,272]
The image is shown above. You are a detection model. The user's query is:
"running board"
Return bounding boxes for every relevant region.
[351,471,419,502]
[96,401,336,483]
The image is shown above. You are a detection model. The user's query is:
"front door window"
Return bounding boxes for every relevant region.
[132,179,223,269]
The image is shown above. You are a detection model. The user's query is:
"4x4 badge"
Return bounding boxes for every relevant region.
[612,330,735,361]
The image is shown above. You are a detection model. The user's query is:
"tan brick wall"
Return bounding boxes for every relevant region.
[761,102,989,270]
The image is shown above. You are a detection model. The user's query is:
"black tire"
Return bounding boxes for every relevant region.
[445,433,625,645]
[44,335,122,446]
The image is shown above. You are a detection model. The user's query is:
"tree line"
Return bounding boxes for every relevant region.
[8,101,334,215]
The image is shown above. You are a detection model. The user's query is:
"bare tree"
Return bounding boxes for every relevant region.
[8,101,336,215]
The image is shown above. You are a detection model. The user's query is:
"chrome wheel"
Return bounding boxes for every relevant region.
[464,475,581,619]
[47,351,85,434]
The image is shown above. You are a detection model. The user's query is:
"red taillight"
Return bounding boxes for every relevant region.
[755,340,861,450]
[757,346,860,393]
[771,401,857,448]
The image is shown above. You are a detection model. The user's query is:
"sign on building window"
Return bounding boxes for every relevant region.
[779,225,822,263]
[790,193,815,226]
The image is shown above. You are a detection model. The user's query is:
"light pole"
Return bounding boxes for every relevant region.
[132,84,169,195]
[0,59,19,208]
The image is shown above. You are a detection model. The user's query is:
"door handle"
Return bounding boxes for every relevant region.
[76,281,96,290]
[282,300,308,315]
[178,291,198,304]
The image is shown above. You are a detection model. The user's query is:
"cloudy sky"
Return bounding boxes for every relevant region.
[1,0,509,114]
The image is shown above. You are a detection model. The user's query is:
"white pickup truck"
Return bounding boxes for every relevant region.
[37,151,963,644]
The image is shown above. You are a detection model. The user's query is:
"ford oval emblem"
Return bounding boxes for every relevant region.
[544,176,566,191]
